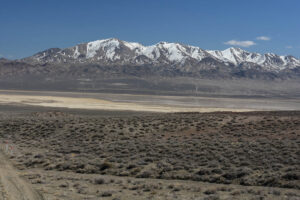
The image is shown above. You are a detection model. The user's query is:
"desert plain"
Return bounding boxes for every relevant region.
[0,90,299,200]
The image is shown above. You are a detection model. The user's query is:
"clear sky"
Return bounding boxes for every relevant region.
[0,0,299,59]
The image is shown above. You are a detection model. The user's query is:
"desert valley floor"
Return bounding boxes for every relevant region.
[0,91,299,199]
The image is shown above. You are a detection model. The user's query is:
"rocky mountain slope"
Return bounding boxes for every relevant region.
[0,38,300,95]
[20,38,300,74]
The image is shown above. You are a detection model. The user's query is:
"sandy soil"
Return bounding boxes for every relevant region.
[1,89,300,113]
[0,151,43,200]
[0,93,253,113]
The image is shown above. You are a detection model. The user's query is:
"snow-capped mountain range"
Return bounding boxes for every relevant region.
[21,38,300,72]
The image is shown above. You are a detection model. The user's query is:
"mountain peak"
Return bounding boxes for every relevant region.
[225,47,250,55]
[19,38,300,72]
[228,47,243,51]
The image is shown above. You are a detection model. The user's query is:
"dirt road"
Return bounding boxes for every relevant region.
[0,151,43,200]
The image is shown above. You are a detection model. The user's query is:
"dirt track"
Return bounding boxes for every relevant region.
[0,151,43,200]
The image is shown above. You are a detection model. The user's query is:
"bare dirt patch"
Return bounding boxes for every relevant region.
[0,93,253,113]
[0,151,44,200]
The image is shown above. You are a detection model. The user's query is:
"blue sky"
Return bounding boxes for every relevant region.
[0,0,299,59]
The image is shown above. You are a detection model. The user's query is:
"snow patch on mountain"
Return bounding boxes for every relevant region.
[86,38,120,60]
[22,38,300,72]
[123,41,144,50]
[207,47,300,71]
[73,46,80,59]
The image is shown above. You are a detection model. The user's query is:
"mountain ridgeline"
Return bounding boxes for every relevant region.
[0,38,300,96]
[1,38,300,79]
